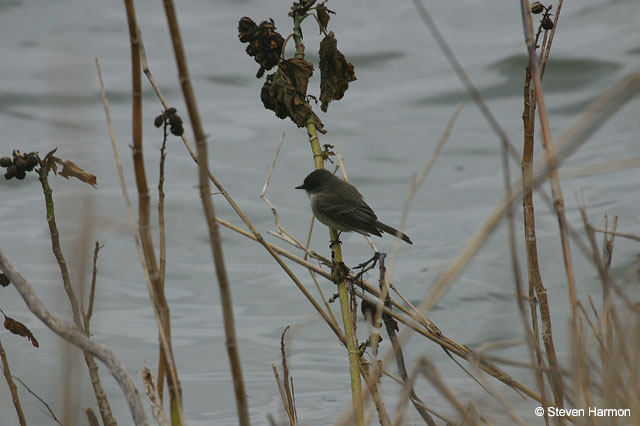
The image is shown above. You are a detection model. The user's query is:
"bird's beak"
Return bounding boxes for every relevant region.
[295,185,305,190]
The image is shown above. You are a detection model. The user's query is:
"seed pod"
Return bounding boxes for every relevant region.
[170,125,184,136]
[541,16,554,30]
[7,165,17,175]
[531,2,544,14]
[26,154,39,168]
[14,157,26,171]
[154,115,165,127]
[0,157,11,167]
[15,170,26,180]
[165,107,177,116]
[168,114,182,127]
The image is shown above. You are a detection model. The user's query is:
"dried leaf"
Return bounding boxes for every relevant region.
[322,144,336,163]
[261,59,325,132]
[85,408,100,426]
[57,160,97,188]
[3,315,39,347]
[319,32,356,112]
[316,1,335,33]
[44,148,59,175]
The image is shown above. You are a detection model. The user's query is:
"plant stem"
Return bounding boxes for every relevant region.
[123,1,181,421]
[293,5,364,420]
[0,338,26,426]
[160,0,250,424]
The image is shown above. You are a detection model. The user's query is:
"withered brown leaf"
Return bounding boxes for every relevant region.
[316,1,335,33]
[319,32,356,112]
[261,59,325,132]
[3,314,39,347]
[50,157,97,188]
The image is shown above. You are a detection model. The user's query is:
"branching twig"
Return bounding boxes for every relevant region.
[0,246,148,425]
[13,376,63,426]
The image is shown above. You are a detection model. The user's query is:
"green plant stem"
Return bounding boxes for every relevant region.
[294,5,364,420]
[307,120,364,425]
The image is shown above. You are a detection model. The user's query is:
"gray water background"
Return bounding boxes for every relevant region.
[0,0,639,424]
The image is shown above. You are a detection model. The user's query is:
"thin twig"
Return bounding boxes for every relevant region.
[0,246,148,425]
[85,241,102,332]
[0,339,26,426]
[593,227,639,242]
[96,56,174,425]
[156,111,169,400]
[520,0,579,313]
[13,376,63,426]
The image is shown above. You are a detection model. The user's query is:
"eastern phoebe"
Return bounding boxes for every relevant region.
[295,169,412,244]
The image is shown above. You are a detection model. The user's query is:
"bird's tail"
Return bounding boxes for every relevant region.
[375,221,413,245]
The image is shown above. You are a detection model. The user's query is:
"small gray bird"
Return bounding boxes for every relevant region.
[295,169,412,244]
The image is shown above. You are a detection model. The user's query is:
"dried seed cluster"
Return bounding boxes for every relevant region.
[530,2,544,14]
[238,17,284,78]
[531,2,554,30]
[1,151,39,180]
[154,107,184,136]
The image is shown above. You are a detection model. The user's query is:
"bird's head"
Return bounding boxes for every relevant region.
[295,169,335,194]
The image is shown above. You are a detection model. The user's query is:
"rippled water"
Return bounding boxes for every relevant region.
[1,0,639,424]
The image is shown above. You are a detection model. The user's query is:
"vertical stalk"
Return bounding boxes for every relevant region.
[522,65,563,410]
[161,0,250,424]
[295,8,364,421]
[123,0,181,422]
[39,162,117,426]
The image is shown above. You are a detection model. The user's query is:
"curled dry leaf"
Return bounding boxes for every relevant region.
[3,314,39,347]
[261,58,325,132]
[238,17,285,78]
[319,32,356,112]
[321,144,336,163]
[51,158,98,188]
[316,1,335,33]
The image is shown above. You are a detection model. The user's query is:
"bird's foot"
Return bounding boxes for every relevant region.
[355,251,380,270]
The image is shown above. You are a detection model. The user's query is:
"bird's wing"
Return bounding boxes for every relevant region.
[312,191,382,236]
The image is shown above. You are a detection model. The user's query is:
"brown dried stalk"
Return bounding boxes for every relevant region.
[159,0,249,423]
[96,56,179,424]
[520,0,578,312]
[38,163,117,426]
[140,365,170,426]
[0,338,26,426]
[357,70,640,420]
[122,1,181,419]
[522,52,563,413]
